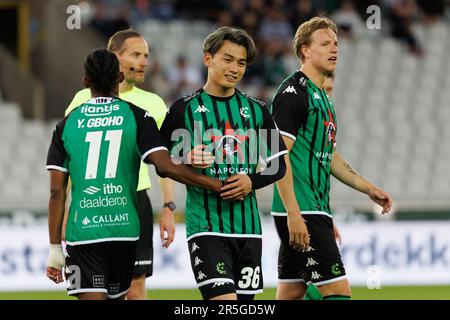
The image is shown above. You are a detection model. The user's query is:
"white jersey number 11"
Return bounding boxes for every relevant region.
[84,130,122,179]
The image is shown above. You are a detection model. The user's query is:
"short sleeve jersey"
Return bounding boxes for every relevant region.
[270,71,338,216]
[47,97,167,245]
[160,89,287,239]
[65,87,167,191]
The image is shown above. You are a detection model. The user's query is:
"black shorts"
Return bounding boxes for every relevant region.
[274,215,346,286]
[187,235,263,300]
[65,241,137,299]
[134,190,154,277]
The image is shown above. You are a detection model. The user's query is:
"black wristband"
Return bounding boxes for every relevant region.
[163,201,176,211]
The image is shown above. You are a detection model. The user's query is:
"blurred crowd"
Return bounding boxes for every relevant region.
[86,0,448,103]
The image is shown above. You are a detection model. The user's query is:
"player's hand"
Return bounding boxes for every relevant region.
[287,213,310,252]
[160,207,175,248]
[333,223,342,245]
[368,187,393,214]
[220,174,252,201]
[46,244,65,283]
[187,144,215,169]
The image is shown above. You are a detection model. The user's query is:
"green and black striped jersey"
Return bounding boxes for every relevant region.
[160,89,287,239]
[270,71,337,218]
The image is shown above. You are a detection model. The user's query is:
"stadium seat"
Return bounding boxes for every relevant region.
[1,22,449,213]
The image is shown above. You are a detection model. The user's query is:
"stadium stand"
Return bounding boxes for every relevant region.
[0,0,449,217]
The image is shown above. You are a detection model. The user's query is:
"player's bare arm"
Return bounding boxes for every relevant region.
[221,155,286,200]
[47,170,68,283]
[148,149,244,202]
[275,136,310,251]
[61,181,71,241]
[185,142,286,201]
[186,145,251,200]
[331,150,393,213]
[159,177,176,248]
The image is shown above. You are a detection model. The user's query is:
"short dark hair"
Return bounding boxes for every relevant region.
[84,48,120,94]
[107,29,142,53]
[203,26,256,64]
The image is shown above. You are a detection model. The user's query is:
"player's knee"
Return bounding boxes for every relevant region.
[127,287,146,300]
[78,292,107,300]
[127,276,147,300]
[276,283,305,300]
[209,293,237,300]
[318,279,351,298]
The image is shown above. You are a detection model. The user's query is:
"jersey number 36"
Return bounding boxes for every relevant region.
[238,266,260,289]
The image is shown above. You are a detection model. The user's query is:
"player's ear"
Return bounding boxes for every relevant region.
[113,51,121,60]
[119,71,125,83]
[83,76,90,88]
[203,52,212,67]
[301,44,310,61]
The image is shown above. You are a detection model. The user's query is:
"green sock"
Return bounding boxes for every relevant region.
[304,285,323,300]
[322,295,351,300]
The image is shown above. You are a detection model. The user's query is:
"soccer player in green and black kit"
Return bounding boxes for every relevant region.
[45,49,238,300]
[65,30,174,300]
[160,27,287,300]
[270,17,393,300]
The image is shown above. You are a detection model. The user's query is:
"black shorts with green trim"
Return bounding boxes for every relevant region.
[274,215,347,286]
[187,235,263,300]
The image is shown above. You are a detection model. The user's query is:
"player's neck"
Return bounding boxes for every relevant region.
[119,81,135,93]
[300,64,326,89]
[90,91,117,99]
[203,81,235,98]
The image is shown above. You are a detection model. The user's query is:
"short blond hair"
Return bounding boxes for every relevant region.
[293,17,337,63]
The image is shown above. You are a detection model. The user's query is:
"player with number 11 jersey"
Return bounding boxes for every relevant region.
[47,97,166,245]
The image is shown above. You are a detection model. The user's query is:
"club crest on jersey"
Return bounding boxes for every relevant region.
[240,106,251,119]
[323,110,336,146]
[211,121,248,161]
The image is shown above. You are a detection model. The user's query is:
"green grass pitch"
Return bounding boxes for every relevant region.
[1,286,450,300]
